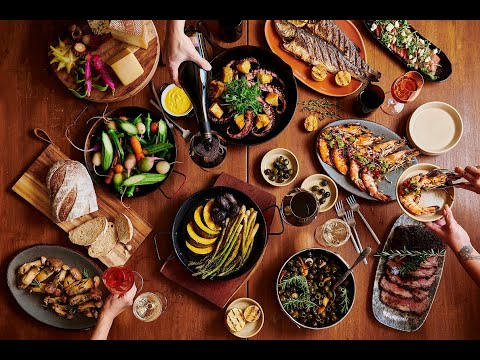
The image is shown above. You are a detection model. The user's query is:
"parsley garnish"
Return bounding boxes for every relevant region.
[222,78,263,115]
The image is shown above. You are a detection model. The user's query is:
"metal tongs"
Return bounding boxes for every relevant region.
[425,168,469,189]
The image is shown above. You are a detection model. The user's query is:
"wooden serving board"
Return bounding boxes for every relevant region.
[12,144,153,267]
[52,20,160,103]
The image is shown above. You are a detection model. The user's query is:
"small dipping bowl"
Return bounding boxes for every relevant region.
[301,174,338,212]
[161,83,193,117]
[261,148,299,187]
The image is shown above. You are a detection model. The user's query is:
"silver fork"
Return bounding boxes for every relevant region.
[346,195,381,245]
[334,201,361,257]
[344,209,367,265]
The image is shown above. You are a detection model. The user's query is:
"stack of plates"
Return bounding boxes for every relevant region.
[407,102,463,156]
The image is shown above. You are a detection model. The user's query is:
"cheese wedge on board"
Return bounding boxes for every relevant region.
[109,20,149,49]
[108,48,144,86]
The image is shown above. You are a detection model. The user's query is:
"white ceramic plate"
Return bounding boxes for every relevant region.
[261,148,299,187]
[396,163,455,222]
[225,297,264,338]
[407,102,463,155]
[301,174,338,212]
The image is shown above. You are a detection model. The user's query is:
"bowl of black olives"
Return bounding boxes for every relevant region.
[277,248,355,330]
[261,148,299,187]
[301,174,338,212]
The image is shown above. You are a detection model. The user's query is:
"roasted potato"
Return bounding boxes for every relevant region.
[44,295,68,305]
[210,80,226,98]
[66,278,94,296]
[222,67,233,83]
[69,292,94,306]
[18,267,41,289]
[29,283,46,293]
[78,300,103,312]
[257,73,273,84]
[265,93,279,106]
[83,308,99,318]
[256,114,270,129]
[34,268,56,283]
[17,257,46,275]
[53,265,69,287]
[209,103,224,119]
[52,304,68,317]
[234,114,245,129]
[236,60,251,74]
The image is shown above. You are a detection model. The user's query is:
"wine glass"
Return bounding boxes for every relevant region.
[381,71,424,115]
[132,291,167,322]
[102,265,143,295]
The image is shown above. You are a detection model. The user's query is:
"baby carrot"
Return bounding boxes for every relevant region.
[130,136,145,162]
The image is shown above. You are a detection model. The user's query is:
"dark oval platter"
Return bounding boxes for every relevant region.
[363,20,452,82]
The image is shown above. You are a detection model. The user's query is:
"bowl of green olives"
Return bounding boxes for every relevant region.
[301,174,338,212]
[261,148,299,187]
[277,248,355,330]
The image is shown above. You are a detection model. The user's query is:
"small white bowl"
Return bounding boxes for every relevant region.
[261,148,299,187]
[160,83,193,117]
[225,297,264,339]
[396,163,455,222]
[407,102,463,156]
[301,174,338,212]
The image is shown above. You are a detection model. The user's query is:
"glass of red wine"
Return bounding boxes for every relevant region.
[354,83,385,117]
[102,265,143,295]
[381,71,424,115]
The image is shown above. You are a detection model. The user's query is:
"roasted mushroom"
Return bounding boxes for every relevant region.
[17,257,46,275]
[69,292,94,306]
[44,282,57,294]
[18,267,41,289]
[69,267,83,281]
[223,193,238,206]
[214,195,230,211]
[66,278,94,296]
[229,203,240,217]
[68,24,82,41]
[53,264,69,287]
[44,295,68,305]
[34,268,56,283]
[47,258,63,272]
[211,207,227,223]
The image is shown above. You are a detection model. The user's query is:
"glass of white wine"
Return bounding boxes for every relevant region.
[132,291,167,322]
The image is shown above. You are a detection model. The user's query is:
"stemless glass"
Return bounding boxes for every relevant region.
[381,71,424,115]
[132,291,167,322]
[102,265,143,295]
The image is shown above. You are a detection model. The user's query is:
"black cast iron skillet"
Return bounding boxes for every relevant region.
[196,22,298,146]
[84,106,186,199]
[171,186,283,280]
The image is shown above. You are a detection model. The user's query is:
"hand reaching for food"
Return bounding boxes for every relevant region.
[162,20,212,86]
[455,165,480,194]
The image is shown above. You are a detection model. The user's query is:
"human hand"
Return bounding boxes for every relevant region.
[163,20,212,86]
[425,204,471,253]
[455,165,480,194]
[101,284,137,321]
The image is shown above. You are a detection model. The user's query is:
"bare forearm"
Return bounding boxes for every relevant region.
[90,313,114,340]
[167,20,185,35]
[455,245,480,287]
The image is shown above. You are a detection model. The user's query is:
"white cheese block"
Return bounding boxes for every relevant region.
[109,20,148,49]
[108,48,144,86]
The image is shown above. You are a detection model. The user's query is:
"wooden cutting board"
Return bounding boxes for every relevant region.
[12,144,153,267]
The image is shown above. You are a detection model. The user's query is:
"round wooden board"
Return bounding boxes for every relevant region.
[264,20,366,97]
[50,20,160,103]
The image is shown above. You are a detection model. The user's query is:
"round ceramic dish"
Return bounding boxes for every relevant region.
[225,297,264,338]
[407,102,463,155]
[396,163,455,222]
[301,174,338,212]
[161,83,193,117]
[261,148,299,187]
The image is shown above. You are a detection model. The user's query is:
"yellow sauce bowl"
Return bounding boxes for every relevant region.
[161,83,193,117]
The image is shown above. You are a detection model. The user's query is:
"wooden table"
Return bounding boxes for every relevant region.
[0,20,479,340]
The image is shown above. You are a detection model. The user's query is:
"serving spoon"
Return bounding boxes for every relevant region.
[332,247,371,293]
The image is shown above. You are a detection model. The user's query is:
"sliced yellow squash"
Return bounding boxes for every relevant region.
[186,240,213,255]
[194,205,219,238]
[187,222,217,246]
[203,199,221,231]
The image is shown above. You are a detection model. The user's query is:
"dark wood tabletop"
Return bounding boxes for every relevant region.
[1,19,479,340]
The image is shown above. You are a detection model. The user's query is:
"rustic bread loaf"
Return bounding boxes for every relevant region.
[114,213,134,245]
[46,160,98,223]
[88,222,118,258]
[68,216,108,246]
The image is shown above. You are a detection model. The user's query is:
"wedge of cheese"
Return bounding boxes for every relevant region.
[108,48,144,86]
[109,20,148,49]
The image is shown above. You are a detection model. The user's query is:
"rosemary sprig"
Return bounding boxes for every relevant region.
[282,297,318,312]
[375,247,446,260]
[338,286,350,314]
[297,98,342,121]
[31,279,41,288]
[279,275,318,312]
[279,275,309,294]
[82,268,89,279]
[67,305,77,314]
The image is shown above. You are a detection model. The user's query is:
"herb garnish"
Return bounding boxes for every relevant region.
[82,268,89,279]
[376,247,446,277]
[297,98,341,121]
[279,275,318,311]
[338,286,350,314]
[222,78,263,115]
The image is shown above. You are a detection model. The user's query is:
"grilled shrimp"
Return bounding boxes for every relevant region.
[331,145,349,175]
[354,134,384,146]
[349,158,367,191]
[372,139,407,156]
[398,169,461,215]
[318,135,332,166]
[361,168,391,201]
[380,149,420,173]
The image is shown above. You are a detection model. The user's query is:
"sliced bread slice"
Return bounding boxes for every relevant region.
[88,222,118,258]
[114,213,134,245]
[68,216,108,246]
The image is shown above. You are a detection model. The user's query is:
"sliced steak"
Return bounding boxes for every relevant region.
[386,259,437,278]
[420,256,439,269]
[379,276,430,301]
[386,268,436,290]
[380,290,430,315]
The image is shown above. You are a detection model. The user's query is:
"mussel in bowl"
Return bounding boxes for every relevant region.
[277,248,355,329]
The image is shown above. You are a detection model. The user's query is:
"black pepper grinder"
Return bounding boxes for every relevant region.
[178,29,226,169]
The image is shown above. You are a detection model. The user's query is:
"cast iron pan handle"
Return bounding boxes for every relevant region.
[159,170,187,200]
[153,231,177,264]
[196,20,227,59]
[262,204,285,236]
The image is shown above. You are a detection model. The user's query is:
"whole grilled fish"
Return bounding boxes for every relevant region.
[274,20,380,83]
[306,20,381,81]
